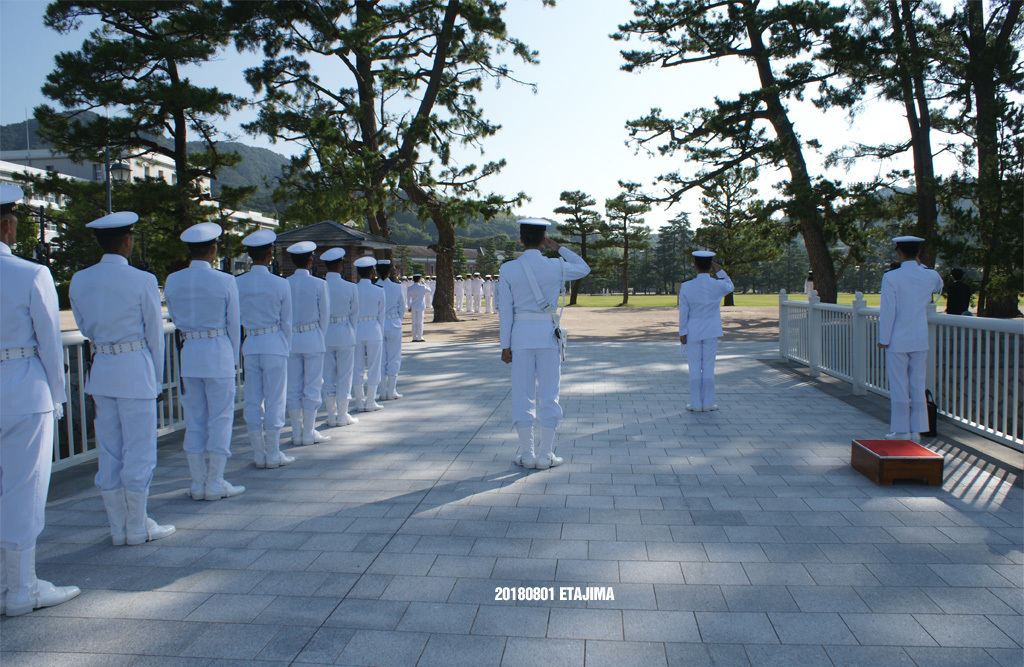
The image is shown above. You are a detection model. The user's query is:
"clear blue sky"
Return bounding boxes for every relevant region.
[1,0,956,231]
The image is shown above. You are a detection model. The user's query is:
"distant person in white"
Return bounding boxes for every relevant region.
[236,229,294,467]
[285,241,331,446]
[484,275,496,313]
[878,236,943,442]
[352,256,386,410]
[376,259,407,400]
[407,274,429,342]
[678,251,734,412]
[0,184,79,616]
[498,218,590,469]
[454,274,465,311]
[322,247,359,426]
[470,272,484,312]
[163,222,244,501]
[70,211,175,546]
[804,271,814,297]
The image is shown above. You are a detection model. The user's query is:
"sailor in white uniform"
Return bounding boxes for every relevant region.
[163,223,244,501]
[285,241,331,446]
[0,185,80,616]
[497,218,590,469]
[678,250,734,411]
[878,236,944,441]
[484,275,496,313]
[352,256,386,410]
[70,211,175,546]
[407,274,429,342]
[470,272,484,312]
[377,259,407,400]
[454,274,465,311]
[236,229,294,467]
[322,247,359,426]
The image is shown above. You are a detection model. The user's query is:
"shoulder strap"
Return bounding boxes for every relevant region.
[520,258,557,315]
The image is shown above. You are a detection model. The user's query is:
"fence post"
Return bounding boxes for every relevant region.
[926,302,937,395]
[808,290,821,377]
[778,289,789,361]
[851,291,867,395]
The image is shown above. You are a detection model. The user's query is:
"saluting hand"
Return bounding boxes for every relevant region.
[711,261,722,272]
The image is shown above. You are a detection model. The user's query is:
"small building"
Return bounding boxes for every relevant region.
[274,220,396,279]
[397,245,481,276]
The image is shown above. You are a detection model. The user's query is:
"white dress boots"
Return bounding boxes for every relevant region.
[100,488,129,545]
[535,427,564,470]
[364,384,383,411]
[250,431,267,468]
[204,455,245,500]
[325,396,340,426]
[514,426,537,468]
[124,490,176,545]
[186,452,207,500]
[383,375,402,400]
[289,409,304,445]
[338,396,357,425]
[301,409,331,445]
[3,548,80,616]
[265,430,294,467]
[351,384,365,412]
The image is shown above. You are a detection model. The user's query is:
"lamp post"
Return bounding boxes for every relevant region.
[104,150,130,214]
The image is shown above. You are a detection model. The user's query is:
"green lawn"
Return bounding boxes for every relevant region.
[571,292,953,308]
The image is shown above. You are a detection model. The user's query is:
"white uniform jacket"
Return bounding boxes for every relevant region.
[70,254,164,398]
[470,278,484,298]
[0,242,66,414]
[236,265,292,357]
[381,279,406,331]
[678,271,734,341]
[287,269,329,355]
[483,280,494,298]
[325,273,359,348]
[164,260,241,379]
[498,247,590,351]
[407,283,430,311]
[878,261,943,352]
[355,281,385,341]
[454,280,465,298]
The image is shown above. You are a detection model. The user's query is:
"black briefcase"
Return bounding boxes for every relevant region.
[921,389,938,438]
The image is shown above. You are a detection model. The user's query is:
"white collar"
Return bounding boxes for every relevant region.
[101,254,129,265]
[190,260,212,269]
[294,269,310,277]
[0,241,11,256]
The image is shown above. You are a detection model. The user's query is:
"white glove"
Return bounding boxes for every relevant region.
[53,403,64,420]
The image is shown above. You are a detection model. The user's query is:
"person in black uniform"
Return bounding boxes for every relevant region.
[944,268,972,315]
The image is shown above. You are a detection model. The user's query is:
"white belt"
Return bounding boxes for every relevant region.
[295,322,319,333]
[95,340,147,355]
[358,316,379,323]
[514,312,553,322]
[182,327,227,340]
[329,316,350,324]
[385,309,402,319]
[0,346,37,361]
[246,325,280,336]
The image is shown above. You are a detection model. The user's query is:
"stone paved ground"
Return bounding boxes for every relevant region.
[2,340,1021,666]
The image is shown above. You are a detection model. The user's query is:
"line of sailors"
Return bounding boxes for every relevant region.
[454,273,498,313]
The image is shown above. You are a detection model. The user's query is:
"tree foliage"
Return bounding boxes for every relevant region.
[553,190,606,304]
[603,192,651,306]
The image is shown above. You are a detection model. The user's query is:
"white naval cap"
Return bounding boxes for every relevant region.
[243,229,276,246]
[86,211,139,229]
[518,217,551,226]
[376,259,391,265]
[287,241,316,254]
[474,272,481,276]
[893,235,924,243]
[180,222,222,243]
[485,275,492,278]
[353,256,377,268]
[321,247,346,262]
[1,184,25,213]
[692,250,716,258]
[412,273,423,278]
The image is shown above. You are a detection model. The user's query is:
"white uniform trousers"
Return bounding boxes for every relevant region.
[0,412,52,551]
[411,309,426,340]
[485,293,495,313]
[181,377,236,458]
[323,346,356,399]
[455,292,464,311]
[354,339,383,388]
[243,354,287,433]
[510,348,562,431]
[686,338,718,408]
[382,329,402,376]
[287,352,324,413]
[886,350,928,433]
[92,396,157,494]
[471,295,480,313]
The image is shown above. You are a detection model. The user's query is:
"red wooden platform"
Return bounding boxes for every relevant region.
[851,439,944,486]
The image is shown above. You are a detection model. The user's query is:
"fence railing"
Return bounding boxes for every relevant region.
[779,290,1024,450]
[53,323,244,472]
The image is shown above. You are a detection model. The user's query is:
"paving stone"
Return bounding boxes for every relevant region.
[334,629,429,666]
[584,640,668,667]
[396,601,478,633]
[841,612,937,646]
[694,611,778,644]
[547,608,623,640]
[914,613,1020,648]
[500,637,584,667]
[622,610,699,642]
[416,634,506,667]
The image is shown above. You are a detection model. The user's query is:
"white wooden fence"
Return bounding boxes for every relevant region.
[53,323,244,472]
[779,291,1024,450]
